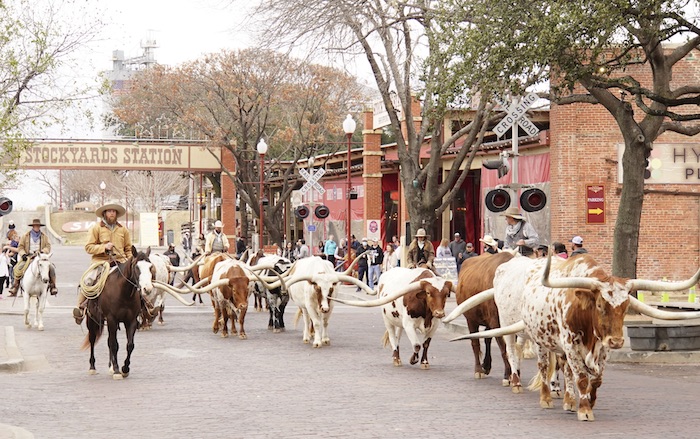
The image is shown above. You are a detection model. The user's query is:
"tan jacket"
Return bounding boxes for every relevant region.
[205,231,230,254]
[18,231,51,257]
[406,239,435,268]
[85,221,133,263]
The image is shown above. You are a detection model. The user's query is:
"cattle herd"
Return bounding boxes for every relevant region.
[65,248,700,422]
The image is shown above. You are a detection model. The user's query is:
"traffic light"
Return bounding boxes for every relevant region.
[520,188,547,212]
[0,197,13,216]
[294,205,310,219]
[644,157,651,179]
[482,152,510,178]
[314,205,330,219]
[484,189,511,213]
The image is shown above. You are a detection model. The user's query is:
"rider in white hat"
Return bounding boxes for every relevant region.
[406,228,436,270]
[205,219,229,255]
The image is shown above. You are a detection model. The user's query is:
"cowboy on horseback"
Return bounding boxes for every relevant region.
[7,219,58,297]
[73,203,134,325]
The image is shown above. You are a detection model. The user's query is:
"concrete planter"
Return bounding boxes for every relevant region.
[626,324,700,351]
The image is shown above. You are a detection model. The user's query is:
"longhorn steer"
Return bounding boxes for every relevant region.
[453,252,514,383]
[332,267,453,369]
[264,256,372,348]
[452,253,700,421]
[209,259,251,339]
[249,255,293,332]
[141,254,172,329]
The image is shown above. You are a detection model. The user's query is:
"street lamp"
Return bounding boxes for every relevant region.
[257,138,268,252]
[343,114,356,266]
[99,181,106,205]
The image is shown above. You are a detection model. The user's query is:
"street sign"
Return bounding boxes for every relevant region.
[586,184,605,224]
[493,92,540,137]
[307,224,316,232]
[299,167,326,195]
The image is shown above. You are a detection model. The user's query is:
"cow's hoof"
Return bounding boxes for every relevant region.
[313,343,322,348]
[322,339,330,346]
[511,385,523,394]
[540,400,554,409]
[158,321,164,326]
[268,326,274,330]
[420,362,430,370]
[112,373,124,380]
[221,333,229,338]
[212,328,219,334]
[38,325,44,331]
[393,359,402,367]
[552,389,562,399]
[239,333,247,340]
[474,372,486,379]
[273,328,280,333]
[121,372,129,378]
[88,369,97,375]
[303,339,310,344]
[501,379,510,387]
[577,410,594,422]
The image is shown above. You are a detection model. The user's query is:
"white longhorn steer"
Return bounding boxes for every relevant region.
[332,267,454,369]
[264,256,373,348]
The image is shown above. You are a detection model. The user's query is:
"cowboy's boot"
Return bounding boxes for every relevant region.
[7,277,20,296]
[73,300,87,325]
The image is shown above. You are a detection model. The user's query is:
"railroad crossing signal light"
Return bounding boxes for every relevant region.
[295,205,310,219]
[484,189,511,213]
[0,197,13,216]
[314,205,330,219]
[482,152,510,178]
[520,188,547,212]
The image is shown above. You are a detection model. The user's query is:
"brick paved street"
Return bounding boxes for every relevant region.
[1,246,700,438]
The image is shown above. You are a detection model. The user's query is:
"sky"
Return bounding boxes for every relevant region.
[9,0,254,210]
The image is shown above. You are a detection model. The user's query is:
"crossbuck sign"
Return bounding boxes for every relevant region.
[493,92,540,138]
[299,167,326,195]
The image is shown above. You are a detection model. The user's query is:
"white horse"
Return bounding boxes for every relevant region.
[21,253,53,331]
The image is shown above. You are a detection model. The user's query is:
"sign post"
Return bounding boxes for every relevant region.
[493,92,540,203]
[299,166,326,252]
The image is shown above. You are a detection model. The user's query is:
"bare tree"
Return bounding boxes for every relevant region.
[247,0,495,236]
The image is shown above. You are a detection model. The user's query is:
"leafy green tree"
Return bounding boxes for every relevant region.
[436,0,700,277]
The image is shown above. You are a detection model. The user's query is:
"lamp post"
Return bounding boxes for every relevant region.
[257,138,268,252]
[343,114,356,267]
[99,181,106,205]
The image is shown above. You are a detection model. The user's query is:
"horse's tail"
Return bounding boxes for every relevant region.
[80,312,104,350]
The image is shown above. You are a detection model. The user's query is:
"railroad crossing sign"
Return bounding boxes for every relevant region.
[299,167,326,195]
[493,92,540,137]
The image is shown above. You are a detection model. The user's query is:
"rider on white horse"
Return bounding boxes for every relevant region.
[8,218,57,296]
[73,203,134,325]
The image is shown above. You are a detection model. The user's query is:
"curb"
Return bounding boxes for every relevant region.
[0,326,24,373]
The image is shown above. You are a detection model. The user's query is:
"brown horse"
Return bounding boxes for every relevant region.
[82,246,155,379]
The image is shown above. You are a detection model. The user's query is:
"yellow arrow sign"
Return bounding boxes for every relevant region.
[588,207,603,215]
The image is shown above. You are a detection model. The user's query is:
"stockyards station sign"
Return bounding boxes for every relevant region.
[17,140,222,171]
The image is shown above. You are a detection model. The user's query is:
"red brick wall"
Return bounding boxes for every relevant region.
[220,146,237,251]
[363,110,383,225]
[551,53,700,280]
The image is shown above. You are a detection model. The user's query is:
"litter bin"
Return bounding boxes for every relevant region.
[167,229,174,246]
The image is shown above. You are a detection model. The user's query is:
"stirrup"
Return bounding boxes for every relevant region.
[73,307,85,324]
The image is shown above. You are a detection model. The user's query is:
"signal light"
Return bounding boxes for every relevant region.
[295,205,310,219]
[482,152,510,178]
[314,205,330,219]
[484,189,511,213]
[0,197,13,216]
[520,188,547,212]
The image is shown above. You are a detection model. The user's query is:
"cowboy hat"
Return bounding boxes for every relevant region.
[214,220,223,228]
[500,206,523,220]
[95,203,126,219]
[414,228,428,237]
[480,234,498,248]
[28,219,45,227]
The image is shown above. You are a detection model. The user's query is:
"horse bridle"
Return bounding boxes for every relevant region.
[107,250,143,294]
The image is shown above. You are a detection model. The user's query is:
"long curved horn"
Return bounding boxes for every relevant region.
[167,254,205,272]
[442,288,495,323]
[628,267,700,292]
[152,281,202,300]
[340,253,366,276]
[161,288,195,306]
[629,296,700,320]
[241,266,287,292]
[336,274,375,295]
[330,281,425,307]
[542,250,601,291]
[153,278,210,294]
[449,320,526,342]
[265,272,314,290]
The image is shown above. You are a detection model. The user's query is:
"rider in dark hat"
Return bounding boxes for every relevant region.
[8,218,57,296]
